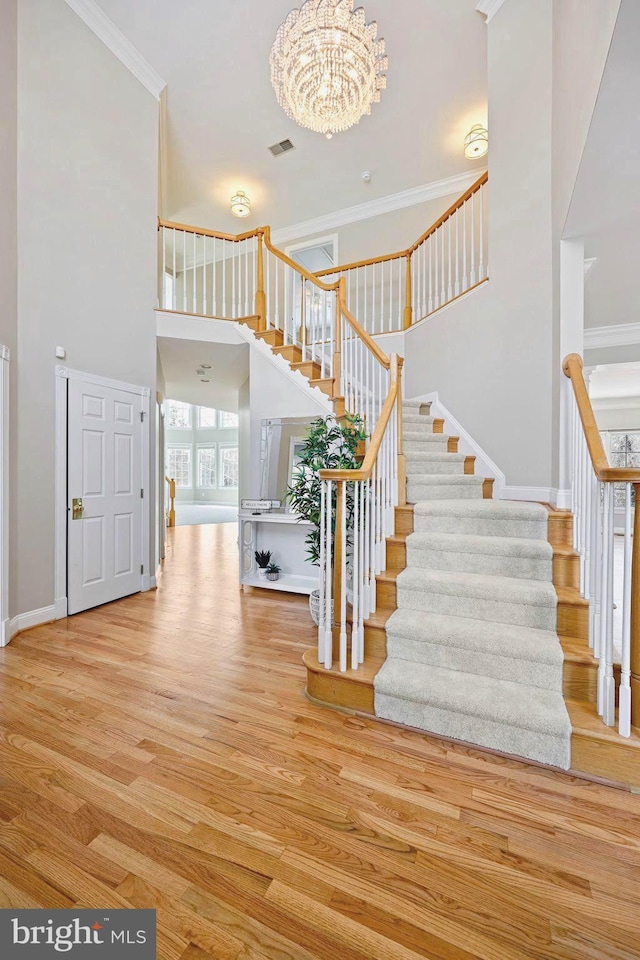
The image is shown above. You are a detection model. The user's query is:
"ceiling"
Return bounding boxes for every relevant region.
[158,337,249,411]
[589,362,640,402]
[95,0,487,233]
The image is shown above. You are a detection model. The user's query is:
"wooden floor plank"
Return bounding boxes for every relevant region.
[0,522,638,960]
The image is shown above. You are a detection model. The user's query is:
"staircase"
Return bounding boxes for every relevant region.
[305,399,640,787]
[374,401,572,769]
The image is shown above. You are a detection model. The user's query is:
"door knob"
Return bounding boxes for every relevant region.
[72,497,84,520]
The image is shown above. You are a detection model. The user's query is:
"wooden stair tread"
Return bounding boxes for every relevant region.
[363,607,396,629]
[568,699,640,746]
[377,570,398,583]
[303,649,383,685]
[561,636,596,663]
[556,586,589,607]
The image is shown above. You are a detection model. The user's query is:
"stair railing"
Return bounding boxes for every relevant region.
[158,219,259,321]
[316,281,405,672]
[261,227,340,381]
[564,353,640,736]
[165,475,176,528]
[315,170,488,333]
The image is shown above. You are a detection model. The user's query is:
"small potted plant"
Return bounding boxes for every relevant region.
[265,562,281,582]
[255,549,271,580]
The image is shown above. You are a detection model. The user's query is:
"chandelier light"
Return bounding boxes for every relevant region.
[464,124,489,159]
[270,0,388,139]
[230,190,251,218]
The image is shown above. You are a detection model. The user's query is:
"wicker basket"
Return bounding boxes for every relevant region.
[309,589,334,626]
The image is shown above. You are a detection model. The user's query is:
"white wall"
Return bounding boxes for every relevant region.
[17,0,159,614]
[402,0,555,492]
[283,189,481,269]
[0,0,18,617]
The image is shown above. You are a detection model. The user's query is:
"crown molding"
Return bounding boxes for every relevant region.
[475,0,508,22]
[271,169,487,246]
[64,0,166,100]
[584,322,640,350]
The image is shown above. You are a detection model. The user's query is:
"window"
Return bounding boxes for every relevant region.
[166,400,191,430]
[166,445,191,487]
[220,446,239,488]
[197,446,217,488]
[197,406,218,429]
[219,410,239,429]
[610,432,640,508]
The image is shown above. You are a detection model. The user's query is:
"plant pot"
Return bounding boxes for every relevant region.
[266,571,279,581]
[257,567,268,580]
[309,588,334,626]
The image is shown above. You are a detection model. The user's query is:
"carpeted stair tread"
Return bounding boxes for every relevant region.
[397,567,557,609]
[402,413,436,425]
[404,451,467,462]
[374,660,570,736]
[405,531,552,581]
[374,662,571,768]
[385,610,563,688]
[404,429,451,442]
[408,475,484,487]
[414,499,548,521]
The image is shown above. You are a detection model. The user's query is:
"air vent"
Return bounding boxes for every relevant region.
[268,139,295,157]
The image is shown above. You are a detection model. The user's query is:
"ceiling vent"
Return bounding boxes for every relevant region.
[268,138,295,157]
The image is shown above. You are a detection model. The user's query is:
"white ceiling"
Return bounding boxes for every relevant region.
[589,362,640,401]
[95,0,487,233]
[158,337,249,411]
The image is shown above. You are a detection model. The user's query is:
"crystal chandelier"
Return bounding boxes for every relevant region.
[270,0,388,139]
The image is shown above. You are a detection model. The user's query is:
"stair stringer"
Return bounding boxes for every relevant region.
[236,321,332,415]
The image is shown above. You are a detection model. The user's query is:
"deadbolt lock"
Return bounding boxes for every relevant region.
[72,497,84,520]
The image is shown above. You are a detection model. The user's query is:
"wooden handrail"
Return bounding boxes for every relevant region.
[563,354,640,482]
[262,227,340,293]
[320,354,402,481]
[158,217,261,243]
[407,171,488,255]
[313,170,489,278]
[315,248,406,278]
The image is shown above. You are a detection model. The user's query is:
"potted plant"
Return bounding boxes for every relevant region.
[255,549,271,580]
[287,413,366,624]
[265,562,281,582]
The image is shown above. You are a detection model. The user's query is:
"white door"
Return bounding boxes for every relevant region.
[67,378,143,615]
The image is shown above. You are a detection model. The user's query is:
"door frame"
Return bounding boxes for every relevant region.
[0,346,9,645]
[55,366,151,619]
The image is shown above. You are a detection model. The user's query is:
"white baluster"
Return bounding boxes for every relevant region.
[620,482,633,737]
[161,227,167,308]
[428,237,433,315]
[318,479,326,663]
[222,240,227,317]
[182,231,187,312]
[470,194,476,286]
[454,212,460,298]
[462,201,467,291]
[397,257,402,331]
[192,232,196,313]
[447,217,452,302]
[339,482,347,672]
[351,479,360,670]
[324,480,333,668]
[479,186,485,280]
[599,483,615,725]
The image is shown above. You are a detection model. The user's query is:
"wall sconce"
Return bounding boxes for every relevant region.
[464,124,488,159]
[230,190,251,217]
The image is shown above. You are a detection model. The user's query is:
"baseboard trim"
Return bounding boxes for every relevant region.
[55,597,68,620]
[502,486,559,504]
[7,604,57,643]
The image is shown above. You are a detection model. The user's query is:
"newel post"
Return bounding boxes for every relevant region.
[256,230,266,332]
[630,482,640,729]
[403,252,413,329]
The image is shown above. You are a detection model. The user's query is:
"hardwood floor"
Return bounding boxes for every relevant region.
[1,523,640,960]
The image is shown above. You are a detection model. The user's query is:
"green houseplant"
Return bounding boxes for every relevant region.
[287,413,366,624]
[254,549,271,580]
[265,562,281,582]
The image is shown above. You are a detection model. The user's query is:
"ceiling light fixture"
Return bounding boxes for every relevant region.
[464,124,488,159]
[270,0,388,140]
[230,190,251,218]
